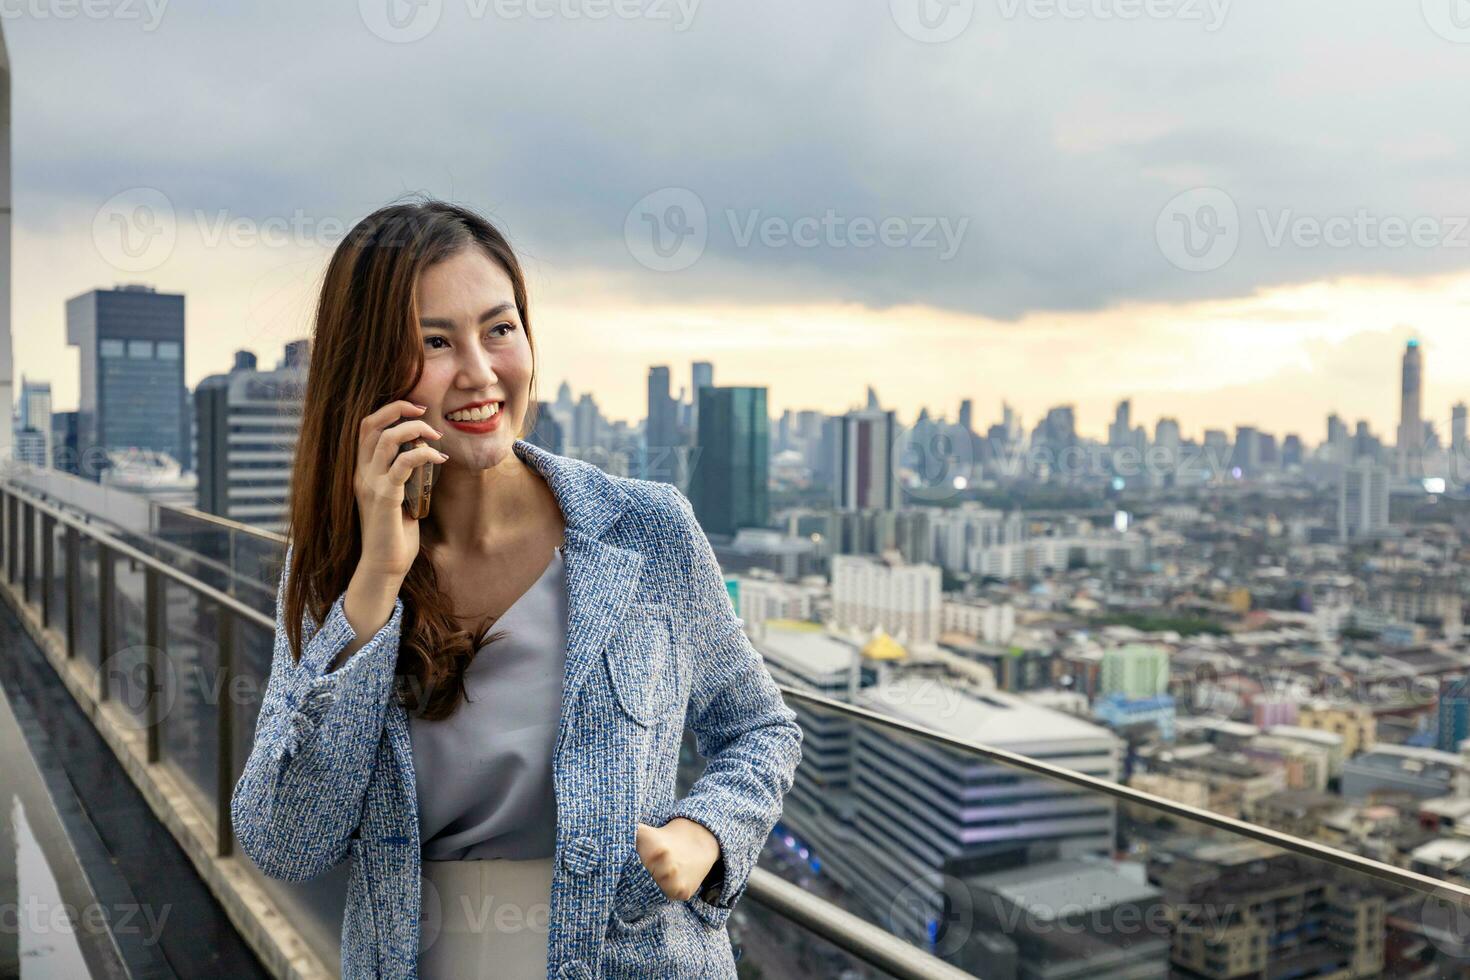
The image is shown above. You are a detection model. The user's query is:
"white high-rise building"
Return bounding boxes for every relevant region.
[194,345,308,532]
[928,503,1025,575]
[830,552,942,648]
[1339,458,1389,541]
[15,376,50,467]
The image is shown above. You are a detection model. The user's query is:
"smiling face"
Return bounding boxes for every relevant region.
[407,246,533,470]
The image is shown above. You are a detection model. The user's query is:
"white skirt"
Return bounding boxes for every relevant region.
[418,856,555,979]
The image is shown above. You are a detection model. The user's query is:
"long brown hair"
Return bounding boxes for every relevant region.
[282,196,542,720]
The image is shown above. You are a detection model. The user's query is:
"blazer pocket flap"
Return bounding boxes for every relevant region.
[604,602,675,727]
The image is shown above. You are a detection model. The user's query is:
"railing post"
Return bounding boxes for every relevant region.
[0,487,7,584]
[41,512,53,628]
[217,605,235,857]
[5,492,14,586]
[65,526,79,660]
[98,544,113,702]
[22,502,33,606]
[144,565,161,764]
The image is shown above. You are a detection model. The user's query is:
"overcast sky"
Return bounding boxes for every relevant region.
[8,0,1470,440]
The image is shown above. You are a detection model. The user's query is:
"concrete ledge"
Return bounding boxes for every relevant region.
[0,580,334,980]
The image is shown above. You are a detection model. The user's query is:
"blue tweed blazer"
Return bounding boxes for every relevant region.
[230,438,803,979]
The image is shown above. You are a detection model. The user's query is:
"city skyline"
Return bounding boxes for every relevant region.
[19,278,1470,451]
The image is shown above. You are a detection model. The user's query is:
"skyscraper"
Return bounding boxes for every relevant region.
[689,386,768,538]
[689,360,713,451]
[1109,398,1131,447]
[65,285,186,481]
[644,364,679,483]
[0,24,12,463]
[195,346,306,532]
[1397,338,1424,476]
[1327,413,1350,465]
[15,376,50,467]
[1339,459,1389,542]
[1233,425,1261,476]
[832,407,899,511]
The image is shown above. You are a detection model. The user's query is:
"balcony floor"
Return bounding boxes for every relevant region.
[0,597,269,980]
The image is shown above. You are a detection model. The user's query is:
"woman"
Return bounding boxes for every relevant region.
[230,198,803,979]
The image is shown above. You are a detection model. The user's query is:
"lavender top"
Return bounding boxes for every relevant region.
[409,545,568,860]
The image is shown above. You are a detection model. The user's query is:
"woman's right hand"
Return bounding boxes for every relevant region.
[354,400,447,581]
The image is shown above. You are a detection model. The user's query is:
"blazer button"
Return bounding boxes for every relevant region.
[560,835,601,877]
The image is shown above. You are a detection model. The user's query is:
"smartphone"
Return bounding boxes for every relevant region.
[398,436,439,519]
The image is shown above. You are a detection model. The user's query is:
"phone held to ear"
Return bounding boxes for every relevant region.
[399,435,439,519]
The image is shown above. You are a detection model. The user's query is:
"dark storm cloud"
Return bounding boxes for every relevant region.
[8,0,1469,320]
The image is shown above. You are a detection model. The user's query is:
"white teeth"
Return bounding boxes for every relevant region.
[446,402,501,422]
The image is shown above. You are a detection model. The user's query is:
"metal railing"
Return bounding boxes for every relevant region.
[774,686,1470,909]
[0,477,974,980]
[4,469,1469,977]
[0,478,272,858]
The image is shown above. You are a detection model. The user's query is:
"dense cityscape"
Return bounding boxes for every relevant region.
[15,278,1470,976]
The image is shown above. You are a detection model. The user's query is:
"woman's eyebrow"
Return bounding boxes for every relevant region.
[419,302,515,329]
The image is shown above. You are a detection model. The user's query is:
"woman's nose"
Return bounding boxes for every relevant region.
[457,349,499,386]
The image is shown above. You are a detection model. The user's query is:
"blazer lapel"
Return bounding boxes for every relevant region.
[512,439,644,753]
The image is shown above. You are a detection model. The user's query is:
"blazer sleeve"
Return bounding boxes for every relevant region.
[229,543,405,881]
[662,486,803,911]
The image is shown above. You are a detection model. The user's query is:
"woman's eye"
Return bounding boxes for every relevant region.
[425,336,449,350]
[490,322,515,338]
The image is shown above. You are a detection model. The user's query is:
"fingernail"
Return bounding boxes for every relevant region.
[412,403,427,410]
[437,451,449,460]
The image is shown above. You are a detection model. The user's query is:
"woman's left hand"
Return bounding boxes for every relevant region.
[634,818,721,901]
